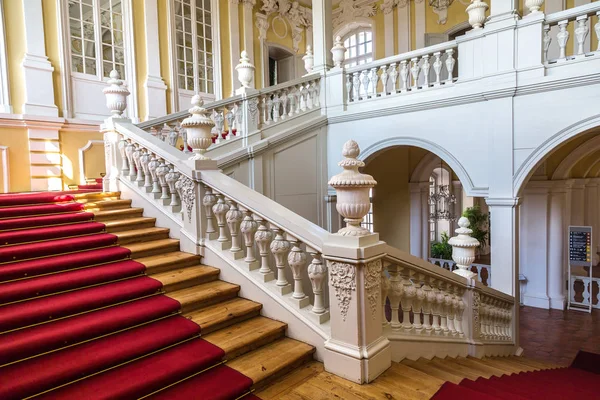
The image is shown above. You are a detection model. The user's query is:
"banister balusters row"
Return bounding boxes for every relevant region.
[545,10,600,63]
[480,295,512,341]
[200,186,330,323]
[257,78,321,128]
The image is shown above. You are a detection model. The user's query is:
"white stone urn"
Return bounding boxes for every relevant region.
[331,36,346,68]
[525,0,544,14]
[447,217,479,279]
[328,140,377,236]
[235,51,255,88]
[466,0,489,30]
[103,70,130,117]
[302,45,314,74]
[180,95,214,160]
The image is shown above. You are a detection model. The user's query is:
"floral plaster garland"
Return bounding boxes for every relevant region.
[365,259,382,319]
[329,261,356,321]
[176,175,196,223]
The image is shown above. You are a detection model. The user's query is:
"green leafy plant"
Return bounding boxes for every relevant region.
[462,205,488,252]
[430,231,453,259]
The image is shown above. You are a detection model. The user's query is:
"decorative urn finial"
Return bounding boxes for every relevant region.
[525,0,544,14]
[448,217,479,279]
[466,0,489,30]
[236,51,255,88]
[331,36,346,68]
[103,69,130,117]
[180,95,215,160]
[328,140,377,237]
[302,45,314,74]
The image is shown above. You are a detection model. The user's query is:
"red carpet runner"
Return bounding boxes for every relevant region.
[0,191,258,399]
[432,351,600,399]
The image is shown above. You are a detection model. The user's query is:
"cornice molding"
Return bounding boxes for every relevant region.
[0,113,100,132]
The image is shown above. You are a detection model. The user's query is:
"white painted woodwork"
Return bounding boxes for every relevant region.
[143,0,168,119]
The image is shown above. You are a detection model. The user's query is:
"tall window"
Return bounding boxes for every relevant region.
[343,29,373,68]
[174,0,213,94]
[68,0,126,79]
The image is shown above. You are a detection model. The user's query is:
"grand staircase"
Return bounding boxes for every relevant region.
[0,191,314,399]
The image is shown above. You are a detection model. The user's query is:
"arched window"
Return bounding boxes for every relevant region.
[343,29,373,68]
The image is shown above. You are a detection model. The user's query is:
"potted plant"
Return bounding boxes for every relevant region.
[461,205,488,256]
[431,231,453,260]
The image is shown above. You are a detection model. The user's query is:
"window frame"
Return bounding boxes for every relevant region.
[342,28,374,68]
[58,0,138,121]
[167,0,222,112]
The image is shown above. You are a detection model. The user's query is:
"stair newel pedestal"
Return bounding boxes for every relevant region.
[270,229,291,295]
[225,200,244,259]
[287,239,309,308]
[255,219,274,282]
[202,185,217,240]
[239,208,258,270]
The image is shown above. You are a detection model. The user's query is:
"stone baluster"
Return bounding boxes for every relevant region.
[261,96,269,125]
[543,25,552,63]
[596,12,600,52]
[422,278,434,334]
[272,92,281,123]
[225,200,244,258]
[410,57,420,90]
[346,74,354,102]
[306,84,315,109]
[413,277,425,333]
[149,126,158,138]
[360,70,370,99]
[455,287,465,336]
[381,267,390,328]
[139,149,151,189]
[308,252,327,318]
[167,125,179,147]
[380,65,388,96]
[255,219,274,281]
[266,96,274,123]
[400,60,409,92]
[445,49,455,83]
[442,285,452,336]
[164,166,180,207]
[212,194,231,245]
[447,285,458,336]
[287,91,295,117]
[575,15,589,56]
[294,86,301,114]
[421,55,431,88]
[270,228,291,294]
[352,72,361,101]
[389,63,398,93]
[202,186,217,239]
[431,280,442,334]
[180,125,190,153]
[125,141,136,178]
[160,124,169,141]
[557,20,570,60]
[400,267,415,333]
[313,80,321,107]
[301,84,310,111]
[370,67,379,98]
[433,52,442,86]
[148,154,161,194]
[225,107,234,138]
[388,265,402,329]
[280,91,289,120]
[240,208,258,269]
[156,159,170,200]
[118,136,129,175]
[132,145,144,183]
[480,302,489,339]
[288,240,309,307]
[235,103,243,136]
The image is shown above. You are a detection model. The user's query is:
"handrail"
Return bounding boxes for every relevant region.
[545,2,600,25]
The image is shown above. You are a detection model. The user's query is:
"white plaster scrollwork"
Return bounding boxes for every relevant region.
[365,259,382,319]
[334,0,376,30]
[248,98,259,124]
[472,291,480,339]
[257,0,310,51]
[256,14,269,42]
[380,0,396,15]
[329,261,356,321]
[176,175,195,223]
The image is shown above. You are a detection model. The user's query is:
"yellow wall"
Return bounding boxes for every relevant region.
[0,128,31,193]
[4,0,26,115]
[60,131,106,187]
[133,0,148,121]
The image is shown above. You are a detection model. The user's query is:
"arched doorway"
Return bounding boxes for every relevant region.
[267,44,297,86]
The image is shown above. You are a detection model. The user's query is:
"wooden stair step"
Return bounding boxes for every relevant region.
[150,265,220,292]
[254,362,324,400]
[483,356,539,373]
[83,199,132,211]
[73,192,121,202]
[185,297,263,334]
[93,208,144,222]
[468,356,528,374]
[104,217,157,233]
[384,362,445,396]
[452,356,509,378]
[114,227,170,245]
[168,280,240,313]
[203,316,286,360]
[227,338,315,390]
[136,251,202,274]
[511,356,559,370]
[430,357,489,380]
[401,359,464,384]
[124,239,181,258]
[503,356,546,371]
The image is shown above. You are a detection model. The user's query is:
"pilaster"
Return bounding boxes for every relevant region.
[242,1,256,89]
[311,0,333,72]
[143,0,167,120]
[397,2,410,53]
[409,181,430,260]
[548,181,567,310]
[383,8,394,57]
[229,0,242,95]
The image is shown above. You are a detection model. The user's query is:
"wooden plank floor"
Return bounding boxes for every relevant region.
[256,355,561,400]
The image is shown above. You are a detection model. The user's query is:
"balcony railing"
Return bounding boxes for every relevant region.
[429,257,491,287]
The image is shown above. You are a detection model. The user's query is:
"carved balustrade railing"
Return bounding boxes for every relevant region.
[569,274,600,310]
[383,246,514,346]
[544,3,600,64]
[429,257,491,287]
[344,41,458,103]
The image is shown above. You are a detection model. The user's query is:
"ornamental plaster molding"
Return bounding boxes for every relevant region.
[329,261,356,321]
[257,0,311,51]
[333,0,376,30]
[365,259,382,319]
[472,291,480,339]
[176,175,196,222]
[78,140,104,185]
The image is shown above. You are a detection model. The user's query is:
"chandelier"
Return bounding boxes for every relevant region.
[428,161,457,222]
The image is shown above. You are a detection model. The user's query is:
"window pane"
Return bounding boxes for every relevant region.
[83,23,95,40]
[72,56,83,72]
[69,2,81,20]
[114,47,124,64]
[366,42,372,53]
[81,4,93,23]
[102,44,112,61]
[112,0,122,14]
[84,58,96,74]
[84,40,96,57]
[71,38,83,56]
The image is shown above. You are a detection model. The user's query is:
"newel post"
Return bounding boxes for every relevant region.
[102,70,130,192]
[234,52,259,144]
[322,140,391,383]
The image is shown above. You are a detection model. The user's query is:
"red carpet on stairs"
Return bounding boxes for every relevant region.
[0,190,261,399]
[432,351,600,399]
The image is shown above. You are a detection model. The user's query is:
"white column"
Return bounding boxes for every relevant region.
[21,0,57,116]
[229,0,241,95]
[312,0,333,72]
[409,182,429,260]
[242,0,255,88]
[548,184,566,310]
[383,8,394,57]
[143,0,167,119]
[0,0,11,113]
[570,180,586,226]
[397,3,410,53]
[414,0,425,49]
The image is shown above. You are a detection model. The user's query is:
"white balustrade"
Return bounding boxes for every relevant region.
[569,275,600,310]
[429,257,492,286]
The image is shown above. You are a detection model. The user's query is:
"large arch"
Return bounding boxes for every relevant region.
[360,136,482,197]
[513,114,600,196]
[551,136,600,180]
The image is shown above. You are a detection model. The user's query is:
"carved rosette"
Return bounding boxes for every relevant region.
[328,261,356,321]
[175,175,195,223]
[255,219,274,274]
[287,241,308,299]
[308,253,327,314]
[365,259,382,320]
[270,229,291,287]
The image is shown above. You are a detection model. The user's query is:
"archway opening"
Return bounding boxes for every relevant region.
[267,45,296,86]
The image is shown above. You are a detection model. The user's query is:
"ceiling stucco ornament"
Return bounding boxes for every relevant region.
[333,0,376,29]
[430,0,454,25]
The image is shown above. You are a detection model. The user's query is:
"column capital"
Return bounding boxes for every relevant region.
[485,197,520,207]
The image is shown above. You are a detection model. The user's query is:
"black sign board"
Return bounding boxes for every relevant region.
[569,226,592,267]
